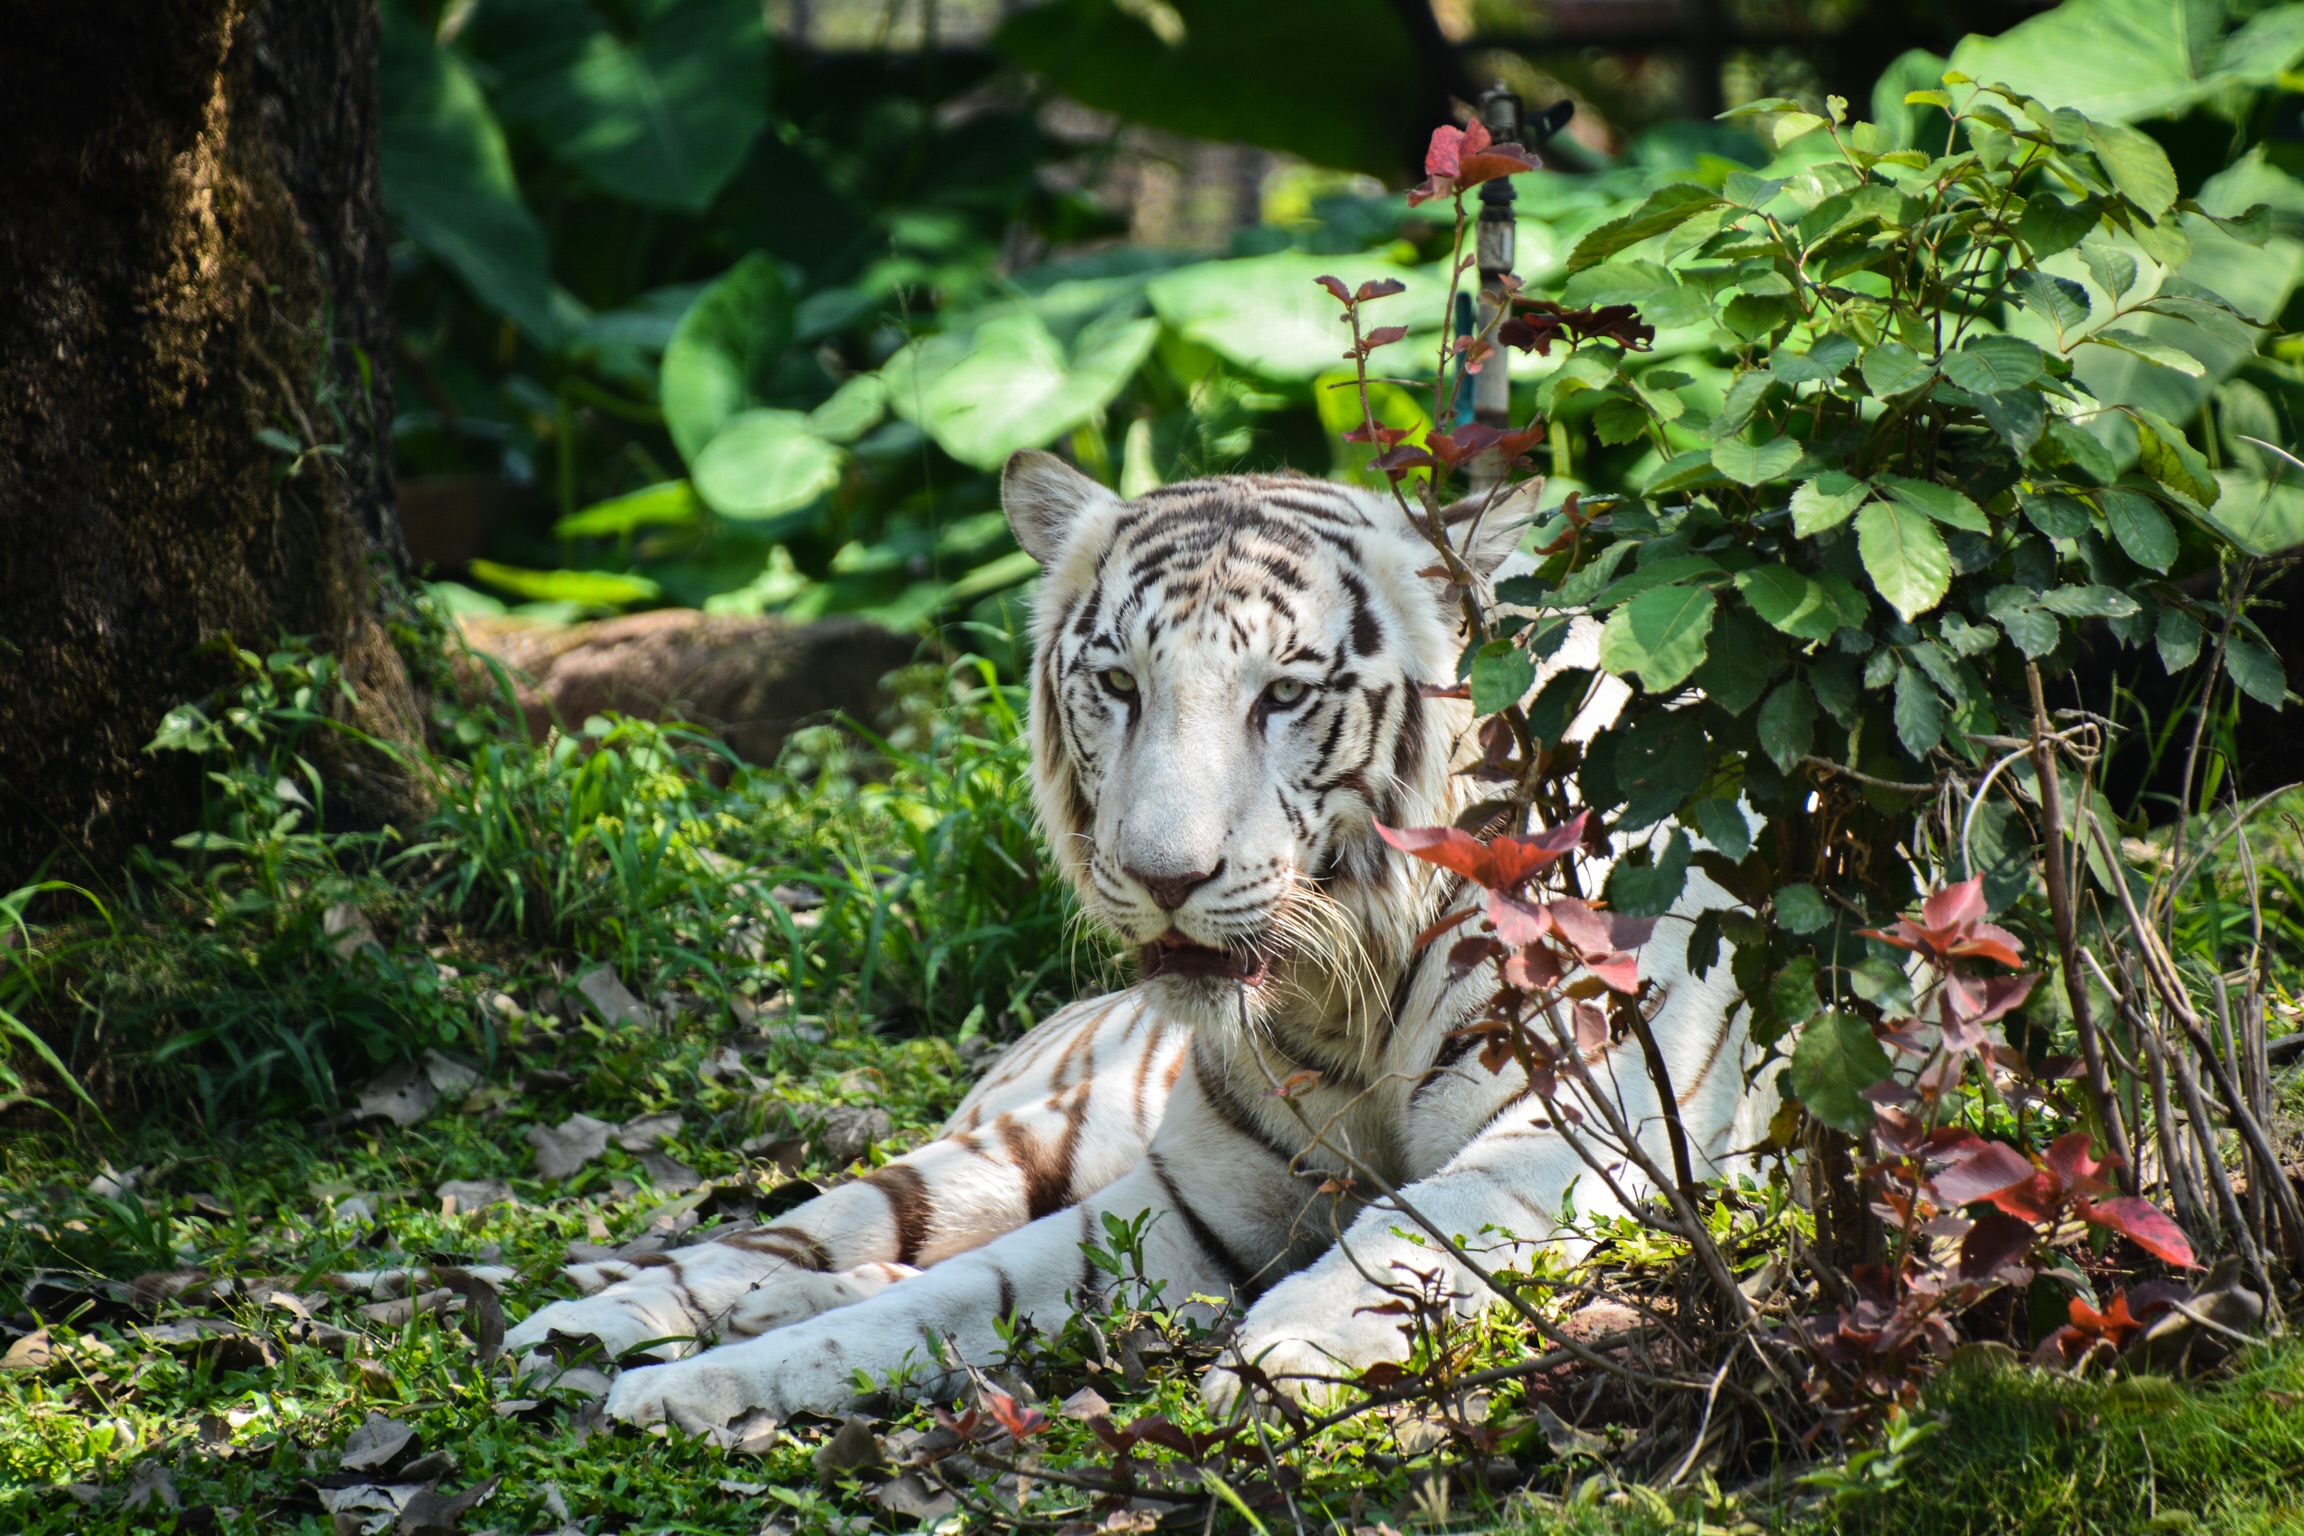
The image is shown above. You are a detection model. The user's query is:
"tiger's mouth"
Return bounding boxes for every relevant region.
[1140,930,1272,987]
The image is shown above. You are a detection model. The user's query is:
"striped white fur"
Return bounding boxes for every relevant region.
[507,453,1765,1428]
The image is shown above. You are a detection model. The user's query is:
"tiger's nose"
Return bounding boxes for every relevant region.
[1126,861,1223,912]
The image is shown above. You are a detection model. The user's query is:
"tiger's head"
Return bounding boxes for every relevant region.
[1002,450,1531,1045]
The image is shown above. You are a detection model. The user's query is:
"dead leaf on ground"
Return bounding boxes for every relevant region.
[527,1115,613,1180]
[575,966,650,1027]
[812,1415,886,1480]
[435,1269,505,1363]
[87,1162,142,1199]
[872,1472,958,1523]
[122,1461,180,1512]
[356,1290,458,1327]
[341,1414,419,1474]
[324,902,378,960]
[353,1064,439,1128]
[635,1151,700,1192]
[421,1050,481,1099]
[616,1111,683,1151]
[2,1328,55,1372]
[436,1179,514,1214]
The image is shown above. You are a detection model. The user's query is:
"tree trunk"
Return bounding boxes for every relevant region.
[0,0,423,891]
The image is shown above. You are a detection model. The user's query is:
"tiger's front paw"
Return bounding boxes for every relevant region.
[503,1285,706,1365]
[1200,1274,1411,1417]
[603,1329,867,1429]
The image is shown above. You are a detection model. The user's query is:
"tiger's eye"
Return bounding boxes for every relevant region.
[1102,669,1138,696]
[1265,678,1308,706]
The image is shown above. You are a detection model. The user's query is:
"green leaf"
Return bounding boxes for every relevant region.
[468,560,661,611]
[1583,554,1727,612]
[1709,371,1777,440]
[1879,475,1989,532]
[2155,605,2204,672]
[2011,268,2092,330]
[2099,486,2179,572]
[1942,335,2046,395]
[1757,679,1817,773]
[1949,0,2283,122]
[2035,584,2142,618]
[690,410,845,521]
[2043,419,2121,484]
[2086,120,2180,215]
[377,12,556,340]
[2019,490,2092,538]
[1690,798,1752,861]
[1977,389,2047,457]
[1736,565,1841,643]
[1603,830,1693,919]
[1856,501,1952,621]
[1768,956,1823,1033]
[662,254,794,465]
[2133,410,2220,506]
[1893,663,1947,758]
[1861,341,1933,398]
[2225,637,2288,707]
[2080,243,2140,301]
[1711,436,1804,487]
[1560,259,1711,330]
[1790,472,1871,536]
[478,0,768,211]
[1791,1010,1893,1133]
[1148,252,1432,381]
[1771,335,1860,385]
[885,308,1159,471]
[1987,586,2062,658]
[1568,185,1726,272]
[554,480,702,540]
[806,374,889,444]
[1722,293,1794,344]
[1776,883,1833,935]
[1470,641,1536,716]
[2083,328,2207,378]
[1598,585,1720,693]
[2015,198,2103,260]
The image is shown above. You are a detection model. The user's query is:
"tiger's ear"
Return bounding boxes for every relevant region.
[1444,476,1545,577]
[1003,450,1120,565]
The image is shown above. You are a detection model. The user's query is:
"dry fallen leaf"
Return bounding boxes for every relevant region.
[2,1328,55,1372]
[353,1064,439,1129]
[121,1461,179,1513]
[615,1111,684,1151]
[575,966,649,1027]
[435,1179,514,1214]
[526,1115,613,1180]
[341,1414,419,1474]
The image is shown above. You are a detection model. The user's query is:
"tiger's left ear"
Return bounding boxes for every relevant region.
[1444,477,1545,577]
[1003,449,1121,565]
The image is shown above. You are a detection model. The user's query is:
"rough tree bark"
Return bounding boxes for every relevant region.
[0,0,423,891]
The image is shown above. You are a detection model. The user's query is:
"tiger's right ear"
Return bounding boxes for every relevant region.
[1003,449,1119,565]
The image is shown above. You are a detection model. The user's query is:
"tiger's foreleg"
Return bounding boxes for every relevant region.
[1208,957,1752,1409]
[604,1051,1329,1427]
[504,994,1180,1365]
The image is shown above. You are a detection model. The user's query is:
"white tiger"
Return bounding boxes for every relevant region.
[504,450,1761,1429]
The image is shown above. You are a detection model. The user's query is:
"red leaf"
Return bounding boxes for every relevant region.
[1929,1139,2038,1207]
[984,1389,1048,1440]
[1985,1172,2060,1223]
[1367,443,1436,479]
[1447,933,1504,975]
[1376,813,1586,891]
[1342,423,1410,446]
[1425,123,1471,179]
[1546,894,1655,955]
[1921,877,1986,932]
[1501,942,1566,993]
[1458,143,1540,186]
[1359,324,1409,352]
[2068,1290,2145,1348]
[1485,889,1551,947]
[2044,1131,2114,1200]
[1958,1210,2039,1280]
[1314,275,1351,305]
[2081,1196,2199,1268]
[1572,1000,1608,1053]
[1944,970,2038,1025]
[1355,278,1407,303]
[1947,923,2026,968]
[1377,822,1496,883]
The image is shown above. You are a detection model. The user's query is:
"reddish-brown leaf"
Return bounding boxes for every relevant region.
[1314,274,1351,304]
[1944,970,2038,1025]
[1921,877,1987,931]
[1958,1210,2039,1280]
[1361,326,1410,351]
[1929,1139,2037,1207]
[2081,1196,2199,1268]
[1546,895,1656,955]
[1342,423,1410,446]
[1355,278,1407,303]
[984,1389,1047,1440]
[1985,1171,2061,1224]
[1485,890,1551,947]
[2044,1131,2115,1200]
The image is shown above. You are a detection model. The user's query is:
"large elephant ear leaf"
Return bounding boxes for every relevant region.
[662,254,795,465]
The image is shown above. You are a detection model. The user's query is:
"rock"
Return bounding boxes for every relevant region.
[435,1179,514,1213]
[788,1103,891,1166]
[454,611,918,765]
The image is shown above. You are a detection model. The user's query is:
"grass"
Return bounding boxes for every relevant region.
[5,620,2304,1534]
